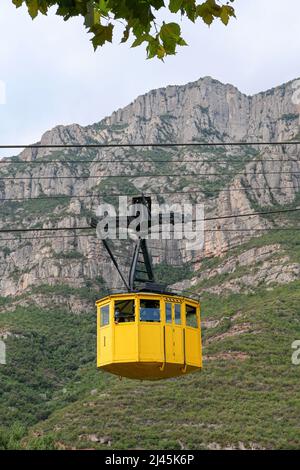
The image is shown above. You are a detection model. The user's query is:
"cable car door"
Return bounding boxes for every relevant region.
[165,301,184,364]
[98,303,112,365]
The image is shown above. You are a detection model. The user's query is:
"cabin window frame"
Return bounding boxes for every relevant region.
[185,303,198,329]
[114,298,136,324]
[139,298,161,323]
[100,304,110,327]
[174,303,181,325]
[165,302,172,324]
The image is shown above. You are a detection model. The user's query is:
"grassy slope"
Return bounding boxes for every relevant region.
[35,283,300,450]
[1,279,299,450]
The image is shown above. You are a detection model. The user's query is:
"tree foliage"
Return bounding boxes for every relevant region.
[11,0,236,59]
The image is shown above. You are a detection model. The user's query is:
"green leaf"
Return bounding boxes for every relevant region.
[146,38,163,59]
[131,33,153,48]
[181,0,197,22]
[156,45,166,59]
[160,22,181,42]
[12,0,23,7]
[177,37,188,46]
[98,0,110,15]
[219,5,235,25]
[169,0,183,13]
[26,0,39,19]
[150,0,165,9]
[159,22,186,55]
[91,23,114,49]
[37,0,49,15]
[131,21,145,38]
[196,4,214,25]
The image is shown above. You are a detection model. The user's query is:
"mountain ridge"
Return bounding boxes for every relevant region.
[15,75,300,157]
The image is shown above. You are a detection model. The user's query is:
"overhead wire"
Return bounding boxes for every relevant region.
[0,158,299,165]
[1,226,300,242]
[1,140,300,149]
[0,171,300,180]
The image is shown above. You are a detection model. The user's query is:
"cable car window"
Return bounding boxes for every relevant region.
[175,304,181,324]
[140,299,160,322]
[100,305,110,326]
[186,304,198,328]
[165,303,172,323]
[114,299,135,323]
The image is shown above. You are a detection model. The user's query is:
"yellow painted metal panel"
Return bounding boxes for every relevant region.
[98,303,113,366]
[101,361,200,380]
[114,323,138,362]
[139,323,163,362]
[185,327,201,366]
[165,325,174,363]
[99,326,112,365]
[164,326,184,364]
[97,306,101,367]
[173,326,184,364]
[198,304,202,368]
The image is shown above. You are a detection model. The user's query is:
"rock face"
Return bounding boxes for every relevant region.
[103,76,300,143]
[171,245,300,295]
[0,76,300,302]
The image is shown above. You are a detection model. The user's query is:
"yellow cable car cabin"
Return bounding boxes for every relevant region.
[96,292,202,380]
[91,195,202,381]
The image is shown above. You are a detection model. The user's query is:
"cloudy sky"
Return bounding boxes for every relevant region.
[0,0,300,156]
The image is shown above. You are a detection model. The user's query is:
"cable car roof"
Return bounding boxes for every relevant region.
[96,291,200,306]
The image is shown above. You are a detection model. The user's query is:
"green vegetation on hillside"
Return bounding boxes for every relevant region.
[1,277,300,450]
[0,305,95,437]
[0,197,70,219]
[154,262,193,285]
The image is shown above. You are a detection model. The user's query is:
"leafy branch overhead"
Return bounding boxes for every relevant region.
[11,0,236,59]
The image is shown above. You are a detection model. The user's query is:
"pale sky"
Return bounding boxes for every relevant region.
[0,0,300,157]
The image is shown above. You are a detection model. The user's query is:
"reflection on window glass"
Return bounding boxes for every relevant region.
[165,303,172,323]
[175,304,181,324]
[186,304,198,328]
[140,299,160,322]
[114,299,135,323]
[100,305,109,326]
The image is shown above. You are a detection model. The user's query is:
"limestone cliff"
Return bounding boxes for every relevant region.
[0,76,300,302]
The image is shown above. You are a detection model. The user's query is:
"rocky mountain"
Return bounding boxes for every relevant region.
[0,76,300,304]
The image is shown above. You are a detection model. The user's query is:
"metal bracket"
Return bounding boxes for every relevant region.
[89,195,172,293]
[102,239,130,291]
